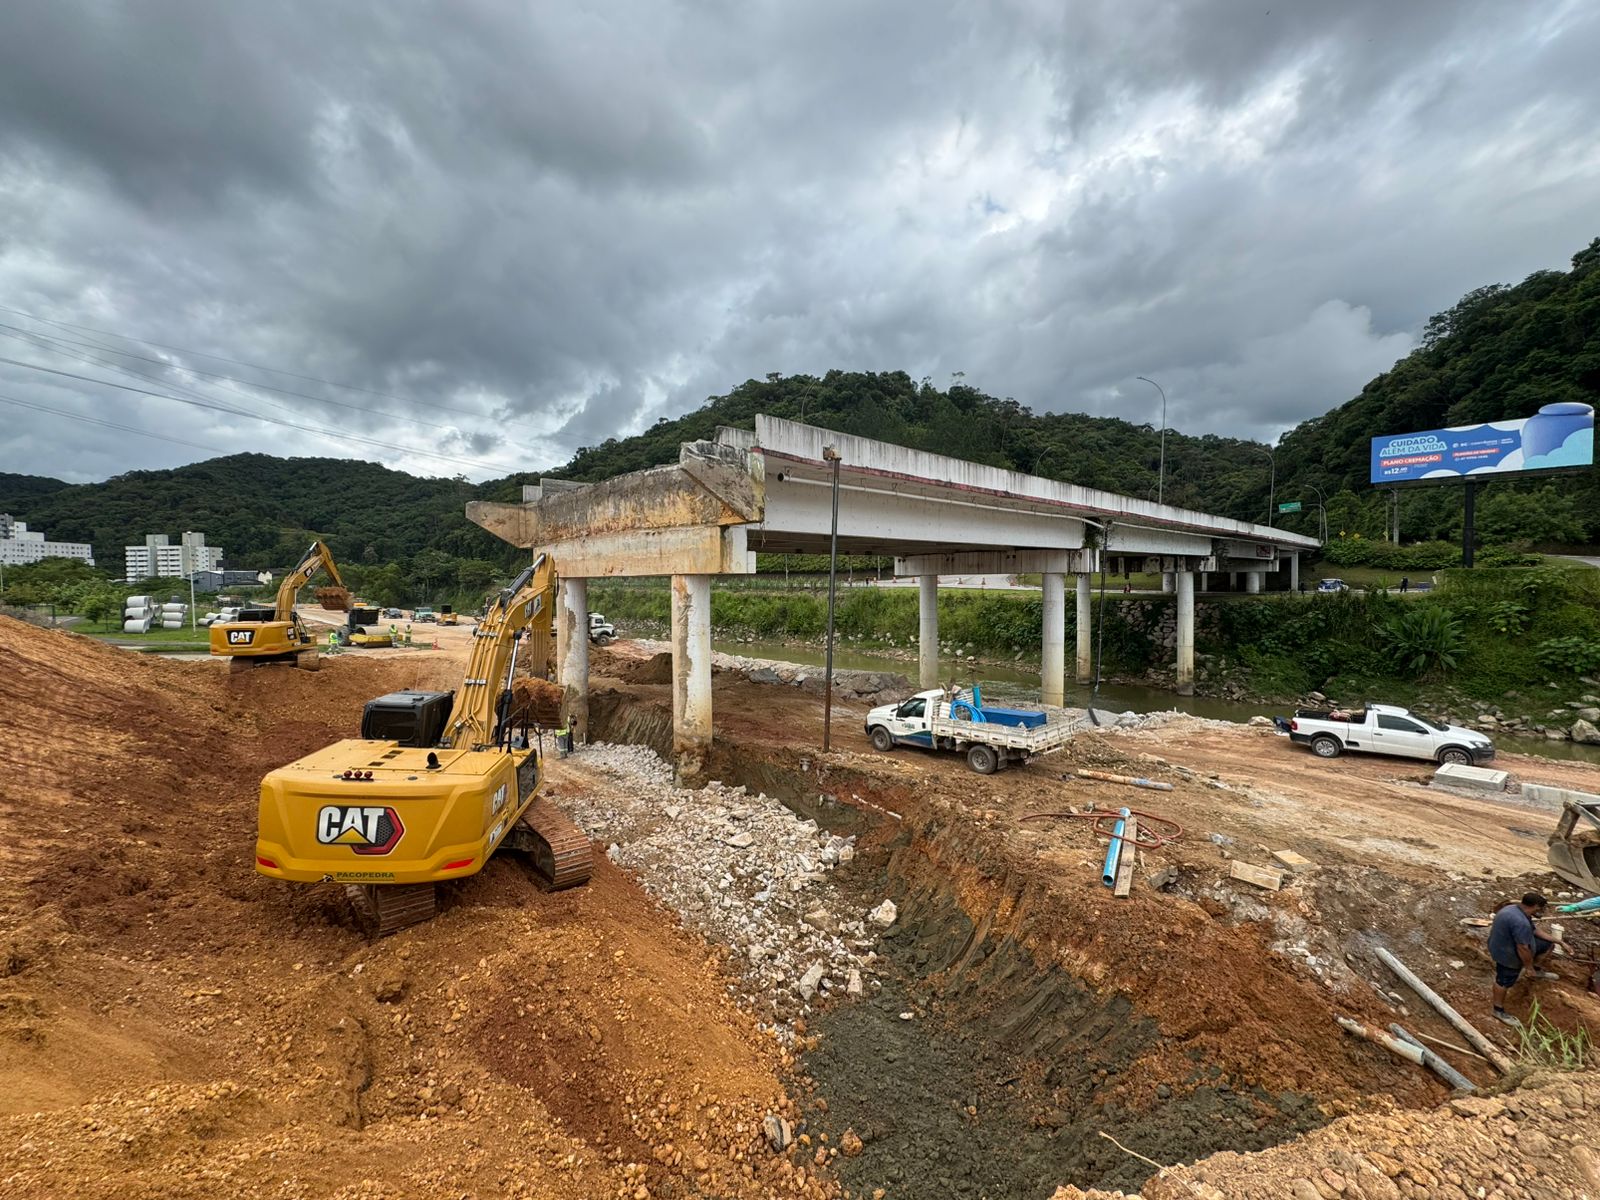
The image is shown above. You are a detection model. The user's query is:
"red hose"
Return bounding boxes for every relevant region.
[1018,808,1183,850]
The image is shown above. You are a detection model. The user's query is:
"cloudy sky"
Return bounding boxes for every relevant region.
[1,0,1596,484]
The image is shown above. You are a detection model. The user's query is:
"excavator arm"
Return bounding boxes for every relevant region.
[442,552,557,751]
[275,540,346,621]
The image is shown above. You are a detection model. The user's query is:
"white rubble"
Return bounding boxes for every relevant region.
[557,741,880,1029]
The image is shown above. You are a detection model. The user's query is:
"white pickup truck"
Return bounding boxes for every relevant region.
[864,687,1076,774]
[1287,703,1494,765]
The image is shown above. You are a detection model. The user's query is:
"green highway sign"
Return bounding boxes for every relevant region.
[1278,501,1302,513]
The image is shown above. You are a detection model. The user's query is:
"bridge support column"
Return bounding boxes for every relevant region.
[1041,572,1065,707]
[557,577,590,741]
[1176,569,1196,696]
[1075,574,1093,685]
[1161,572,1174,593]
[1245,572,1262,594]
[1197,571,1208,593]
[918,575,939,689]
[670,573,712,781]
[1288,554,1299,592]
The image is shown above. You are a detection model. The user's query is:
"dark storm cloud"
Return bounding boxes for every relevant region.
[1,0,1597,484]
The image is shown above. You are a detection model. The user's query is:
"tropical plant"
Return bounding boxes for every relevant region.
[1381,606,1464,678]
[1535,637,1600,678]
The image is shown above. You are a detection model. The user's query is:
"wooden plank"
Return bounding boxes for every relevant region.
[1272,849,1312,867]
[1230,860,1284,891]
[1113,817,1138,898]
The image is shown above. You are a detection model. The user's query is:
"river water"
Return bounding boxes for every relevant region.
[714,637,1600,765]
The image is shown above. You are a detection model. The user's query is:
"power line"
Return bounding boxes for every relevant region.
[0,320,470,435]
[0,355,520,474]
[0,393,231,454]
[0,304,493,420]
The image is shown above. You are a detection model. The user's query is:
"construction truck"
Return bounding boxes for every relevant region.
[254,552,586,935]
[437,605,460,626]
[210,540,348,672]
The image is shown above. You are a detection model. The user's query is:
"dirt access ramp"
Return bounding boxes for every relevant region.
[0,616,833,1199]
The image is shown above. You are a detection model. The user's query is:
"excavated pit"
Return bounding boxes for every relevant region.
[586,690,1339,1197]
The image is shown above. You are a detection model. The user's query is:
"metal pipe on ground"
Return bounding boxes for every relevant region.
[1077,768,1173,792]
[1375,947,1514,1075]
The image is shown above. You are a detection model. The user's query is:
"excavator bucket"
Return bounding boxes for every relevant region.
[1547,799,1600,893]
[316,586,351,611]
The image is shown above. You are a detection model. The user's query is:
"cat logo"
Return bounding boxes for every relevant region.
[316,805,404,855]
[228,629,255,645]
[489,782,508,816]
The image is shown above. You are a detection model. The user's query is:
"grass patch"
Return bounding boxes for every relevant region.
[1517,1001,1593,1070]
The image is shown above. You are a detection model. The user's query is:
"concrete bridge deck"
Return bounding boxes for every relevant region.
[469,416,1317,776]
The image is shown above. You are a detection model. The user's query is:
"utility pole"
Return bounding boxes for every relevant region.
[822,445,842,752]
[1137,377,1168,505]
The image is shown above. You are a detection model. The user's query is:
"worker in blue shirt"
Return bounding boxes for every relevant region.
[1488,891,1559,1026]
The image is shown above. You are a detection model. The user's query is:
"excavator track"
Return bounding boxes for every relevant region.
[346,882,438,937]
[506,800,593,890]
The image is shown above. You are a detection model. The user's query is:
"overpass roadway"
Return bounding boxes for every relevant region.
[469,415,1318,778]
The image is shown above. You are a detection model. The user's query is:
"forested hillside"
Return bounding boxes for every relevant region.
[4,236,1596,590]
[1273,237,1600,545]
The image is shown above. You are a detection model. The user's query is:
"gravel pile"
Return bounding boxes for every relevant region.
[562,742,884,1032]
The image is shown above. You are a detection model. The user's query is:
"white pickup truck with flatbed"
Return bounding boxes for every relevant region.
[1286,702,1494,765]
[865,686,1076,774]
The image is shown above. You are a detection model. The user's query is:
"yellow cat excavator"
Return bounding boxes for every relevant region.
[210,539,348,671]
[253,552,587,934]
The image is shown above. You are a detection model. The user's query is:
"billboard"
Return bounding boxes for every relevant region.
[1370,402,1594,484]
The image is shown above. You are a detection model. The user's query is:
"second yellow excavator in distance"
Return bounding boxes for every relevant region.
[210,539,348,672]
[253,552,587,935]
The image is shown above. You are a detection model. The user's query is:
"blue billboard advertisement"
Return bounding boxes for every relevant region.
[1370,402,1594,484]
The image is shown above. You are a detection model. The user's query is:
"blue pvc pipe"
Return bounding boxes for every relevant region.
[1102,806,1130,887]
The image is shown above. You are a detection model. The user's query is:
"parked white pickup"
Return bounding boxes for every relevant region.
[864,687,1076,774]
[1287,703,1494,765]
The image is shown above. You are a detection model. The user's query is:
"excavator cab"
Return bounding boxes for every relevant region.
[1548,798,1600,893]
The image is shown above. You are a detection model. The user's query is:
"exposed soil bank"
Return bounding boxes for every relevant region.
[586,692,1340,1197]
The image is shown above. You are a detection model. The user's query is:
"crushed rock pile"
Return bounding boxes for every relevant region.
[1051,1071,1600,1200]
[561,742,885,1030]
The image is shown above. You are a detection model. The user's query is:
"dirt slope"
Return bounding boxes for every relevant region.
[0,617,826,1199]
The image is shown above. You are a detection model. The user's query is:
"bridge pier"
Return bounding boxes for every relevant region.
[1175,570,1196,696]
[557,576,590,741]
[1288,553,1300,592]
[1075,574,1093,685]
[1041,572,1065,706]
[1161,571,1174,593]
[670,573,712,780]
[1245,572,1262,594]
[918,574,939,689]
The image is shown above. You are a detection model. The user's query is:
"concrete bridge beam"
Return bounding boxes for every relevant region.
[1176,570,1196,696]
[918,575,939,689]
[557,577,590,740]
[1041,573,1066,707]
[670,574,713,781]
[1075,574,1093,685]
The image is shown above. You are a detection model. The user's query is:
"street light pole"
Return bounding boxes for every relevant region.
[821,445,842,753]
[1253,445,1277,526]
[1306,484,1328,543]
[1136,377,1167,505]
